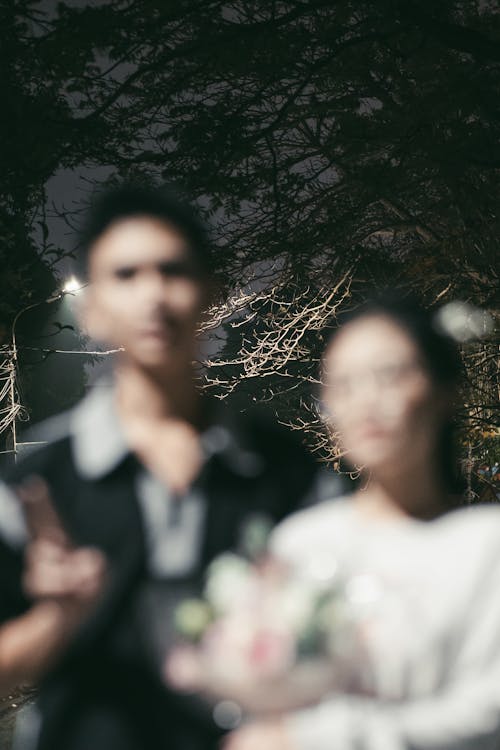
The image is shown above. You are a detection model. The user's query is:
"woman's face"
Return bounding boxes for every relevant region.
[322,315,447,479]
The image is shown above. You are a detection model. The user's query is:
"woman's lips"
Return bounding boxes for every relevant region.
[351,424,390,441]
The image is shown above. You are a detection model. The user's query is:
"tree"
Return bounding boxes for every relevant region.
[1,0,498,466]
[0,1,107,452]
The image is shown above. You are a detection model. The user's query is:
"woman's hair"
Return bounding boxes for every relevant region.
[325,294,464,495]
[77,182,212,278]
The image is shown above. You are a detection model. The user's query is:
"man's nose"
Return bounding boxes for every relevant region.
[138,271,170,301]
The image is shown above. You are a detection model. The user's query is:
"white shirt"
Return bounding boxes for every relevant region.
[271,498,500,750]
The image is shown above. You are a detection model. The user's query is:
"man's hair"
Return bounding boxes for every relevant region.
[78,182,212,276]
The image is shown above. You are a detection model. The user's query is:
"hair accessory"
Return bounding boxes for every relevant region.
[434,301,494,343]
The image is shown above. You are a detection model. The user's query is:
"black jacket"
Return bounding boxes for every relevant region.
[0,406,336,750]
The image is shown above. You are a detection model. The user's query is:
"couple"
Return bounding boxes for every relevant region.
[1,183,500,750]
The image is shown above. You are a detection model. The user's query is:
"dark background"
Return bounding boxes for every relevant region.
[0,0,498,485]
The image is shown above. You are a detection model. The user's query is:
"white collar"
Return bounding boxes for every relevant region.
[69,380,265,480]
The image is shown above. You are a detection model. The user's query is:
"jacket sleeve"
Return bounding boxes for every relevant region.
[284,554,500,750]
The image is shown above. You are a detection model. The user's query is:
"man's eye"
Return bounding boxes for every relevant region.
[159,262,198,279]
[114,267,136,280]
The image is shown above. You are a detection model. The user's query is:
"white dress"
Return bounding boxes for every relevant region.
[270,498,500,750]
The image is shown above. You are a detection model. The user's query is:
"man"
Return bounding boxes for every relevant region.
[0,183,337,749]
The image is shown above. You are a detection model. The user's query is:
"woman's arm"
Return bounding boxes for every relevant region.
[224,643,500,750]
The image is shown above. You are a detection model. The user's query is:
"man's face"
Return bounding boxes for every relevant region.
[83,216,208,375]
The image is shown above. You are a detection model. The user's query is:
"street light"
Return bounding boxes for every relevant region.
[62,275,84,294]
[8,277,84,460]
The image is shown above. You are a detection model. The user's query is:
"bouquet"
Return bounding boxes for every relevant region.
[165,516,367,725]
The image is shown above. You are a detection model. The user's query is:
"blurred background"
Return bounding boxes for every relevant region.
[0,0,498,490]
[0,2,499,745]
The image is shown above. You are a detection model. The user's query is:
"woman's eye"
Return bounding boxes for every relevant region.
[114,267,136,280]
[330,377,350,395]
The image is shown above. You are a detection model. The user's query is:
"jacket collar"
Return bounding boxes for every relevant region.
[69,380,265,481]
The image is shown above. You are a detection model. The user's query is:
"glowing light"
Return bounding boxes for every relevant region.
[62,276,83,294]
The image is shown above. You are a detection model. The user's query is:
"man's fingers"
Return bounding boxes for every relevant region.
[68,549,107,598]
[23,544,107,601]
[23,559,69,598]
[26,539,67,565]
[17,478,108,603]
[16,476,70,546]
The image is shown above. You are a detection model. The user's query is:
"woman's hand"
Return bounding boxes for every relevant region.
[222,720,294,750]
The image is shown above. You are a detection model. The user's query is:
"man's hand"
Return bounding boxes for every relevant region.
[0,480,107,694]
[17,476,107,615]
[23,538,107,619]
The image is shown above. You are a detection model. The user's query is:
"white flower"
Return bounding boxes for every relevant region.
[204,553,256,614]
[278,579,318,632]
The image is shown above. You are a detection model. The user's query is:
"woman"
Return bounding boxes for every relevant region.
[225,297,500,750]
